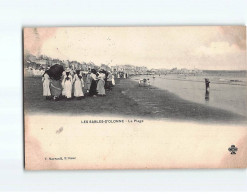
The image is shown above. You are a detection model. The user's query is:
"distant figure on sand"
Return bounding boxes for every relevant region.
[147,79,150,86]
[89,69,98,97]
[73,70,84,100]
[42,71,51,99]
[62,71,72,99]
[205,78,210,101]
[205,78,210,92]
[139,78,147,87]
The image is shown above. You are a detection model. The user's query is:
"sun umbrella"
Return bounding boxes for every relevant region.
[47,64,64,80]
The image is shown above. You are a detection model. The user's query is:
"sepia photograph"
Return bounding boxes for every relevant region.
[23,26,247,170]
[2,0,247,192]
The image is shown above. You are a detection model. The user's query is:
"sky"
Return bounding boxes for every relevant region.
[24,26,246,70]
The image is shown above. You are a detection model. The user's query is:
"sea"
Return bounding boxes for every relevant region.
[131,70,247,117]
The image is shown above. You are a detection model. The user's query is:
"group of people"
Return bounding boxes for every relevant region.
[42,68,115,101]
[26,67,45,76]
[138,78,150,87]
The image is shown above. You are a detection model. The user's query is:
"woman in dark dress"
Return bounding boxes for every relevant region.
[50,79,62,100]
[89,69,98,97]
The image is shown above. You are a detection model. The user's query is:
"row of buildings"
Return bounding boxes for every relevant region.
[160,68,203,74]
[24,54,102,72]
[111,65,149,75]
[24,54,202,75]
[24,54,149,75]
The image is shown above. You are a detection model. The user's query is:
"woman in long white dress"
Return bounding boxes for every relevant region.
[97,71,106,96]
[42,72,51,100]
[112,74,115,86]
[62,72,72,99]
[61,71,67,97]
[73,70,84,100]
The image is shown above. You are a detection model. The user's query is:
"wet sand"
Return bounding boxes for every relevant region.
[132,75,247,116]
[24,77,246,123]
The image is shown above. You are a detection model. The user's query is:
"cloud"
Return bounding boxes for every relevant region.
[24,27,246,70]
[220,26,246,50]
[192,41,241,56]
[24,28,57,55]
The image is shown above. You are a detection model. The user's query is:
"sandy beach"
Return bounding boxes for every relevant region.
[132,74,247,117]
[24,76,246,123]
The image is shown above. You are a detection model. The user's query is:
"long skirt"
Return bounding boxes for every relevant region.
[74,80,84,97]
[62,82,66,96]
[89,80,97,96]
[97,80,105,95]
[64,80,72,98]
[50,80,62,97]
[106,81,112,90]
[86,82,91,91]
[43,80,51,96]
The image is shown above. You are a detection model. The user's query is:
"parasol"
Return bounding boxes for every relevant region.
[47,64,64,80]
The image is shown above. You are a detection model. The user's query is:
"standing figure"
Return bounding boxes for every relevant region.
[73,70,84,100]
[205,78,210,101]
[50,79,62,101]
[42,71,51,100]
[89,69,98,97]
[205,78,210,92]
[117,72,120,79]
[143,78,147,86]
[61,71,67,98]
[106,71,113,90]
[62,71,72,99]
[147,79,150,86]
[112,74,115,86]
[86,71,92,93]
[97,71,106,96]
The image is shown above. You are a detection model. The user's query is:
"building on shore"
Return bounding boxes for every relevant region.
[111,65,148,75]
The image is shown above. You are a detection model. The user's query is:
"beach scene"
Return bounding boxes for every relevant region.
[132,70,247,117]
[24,69,247,123]
[23,26,247,170]
[23,26,247,123]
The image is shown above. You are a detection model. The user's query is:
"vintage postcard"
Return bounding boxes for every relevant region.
[23,26,247,170]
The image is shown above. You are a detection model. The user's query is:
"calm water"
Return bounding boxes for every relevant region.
[132,72,247,117]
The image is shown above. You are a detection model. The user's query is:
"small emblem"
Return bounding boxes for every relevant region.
[228,145,238,155]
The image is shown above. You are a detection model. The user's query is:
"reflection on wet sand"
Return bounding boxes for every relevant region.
[205,90,210,102]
